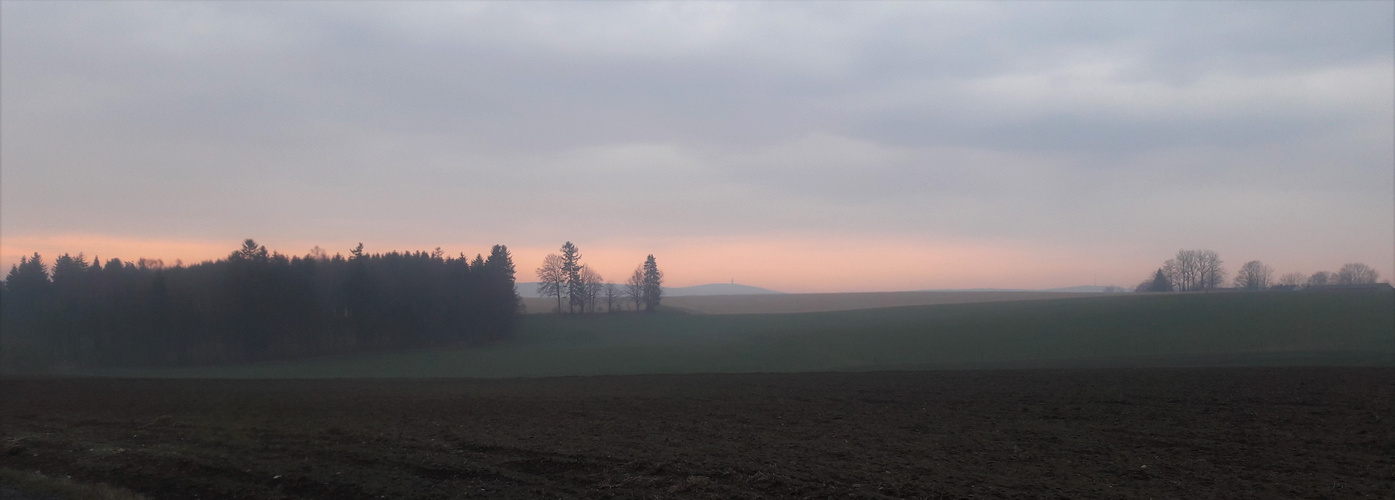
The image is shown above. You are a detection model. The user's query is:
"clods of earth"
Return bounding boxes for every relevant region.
[2,368,1392,499]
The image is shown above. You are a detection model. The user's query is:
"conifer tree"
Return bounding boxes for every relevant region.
[642,254,663,312]
[484,245,516,281]
[484,245,520,321]
[561,242,584,314]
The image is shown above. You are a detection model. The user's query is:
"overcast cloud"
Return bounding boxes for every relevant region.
[2,2,1391,291]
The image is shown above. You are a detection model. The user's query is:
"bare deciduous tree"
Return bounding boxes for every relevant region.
[1336,263,1379,284]
[1163,249,1223,291]
[579,266,603,313]
[1163,251,1195,291]
[1196,250,1225,291]
[1233,260,1273,291]
[604,283,618,313]
[536,254,566,313]
[1277,272,1306,287]
[625,266,644,311]
[1306,271,1332,287]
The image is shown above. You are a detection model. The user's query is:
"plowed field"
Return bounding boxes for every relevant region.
[3,368,1392,499]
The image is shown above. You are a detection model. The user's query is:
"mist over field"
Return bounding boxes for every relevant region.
[3,2,1394,498]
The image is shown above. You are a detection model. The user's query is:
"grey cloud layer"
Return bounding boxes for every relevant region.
[2,2,1390,274]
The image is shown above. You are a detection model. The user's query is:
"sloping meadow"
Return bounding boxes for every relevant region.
[90,289,1394,378]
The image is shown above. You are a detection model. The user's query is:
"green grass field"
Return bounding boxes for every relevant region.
[84,290,1394,378]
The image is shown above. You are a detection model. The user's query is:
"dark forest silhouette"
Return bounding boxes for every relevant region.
[0,239,519,368]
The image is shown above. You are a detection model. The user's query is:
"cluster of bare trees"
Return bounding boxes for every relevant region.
[1274,263,1382,289]
[1138,249,1383,292]
[535,242,664,314]
[1137,249,1224,292]
[1165,250,1226,292]
[1232,262,1383,290]
[1233,260,1275,291]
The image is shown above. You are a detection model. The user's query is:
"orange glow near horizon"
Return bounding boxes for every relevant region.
[506,237,1119,293]
[6,232,1374,292]
[1,233,1118,291]
[1,234,235,271]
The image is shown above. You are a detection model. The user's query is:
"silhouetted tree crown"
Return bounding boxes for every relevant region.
[485,245,516,281]
[536,254,566,313]
[1336,263,1379,285]
[1136,268,1174,293]
[1162,249,1225,292]
[1234,260,1274,291]
[1306,271,1332,287]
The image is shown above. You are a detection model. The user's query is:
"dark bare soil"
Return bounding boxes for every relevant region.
[2,368,1392,499]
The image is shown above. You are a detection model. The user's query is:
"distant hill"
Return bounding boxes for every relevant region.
[659,290,1097,315]
[1044,286,1121,293]
[921,286,1121,293]
[514,282,1119,299]
[664,283,785,297]
[515,282,783,298]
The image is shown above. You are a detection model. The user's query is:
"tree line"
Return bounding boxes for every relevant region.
[535,241,664,313]
[1137,249,1382,292]
[1,239,519,368]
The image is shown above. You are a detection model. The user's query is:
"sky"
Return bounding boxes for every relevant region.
[2,1,1392,293]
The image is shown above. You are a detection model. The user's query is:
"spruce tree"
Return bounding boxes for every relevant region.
[560,242,584,314]
[484,245,516,281]
[484,245,520,321]
[1148,268,1174,292]
[642,254,663,312]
